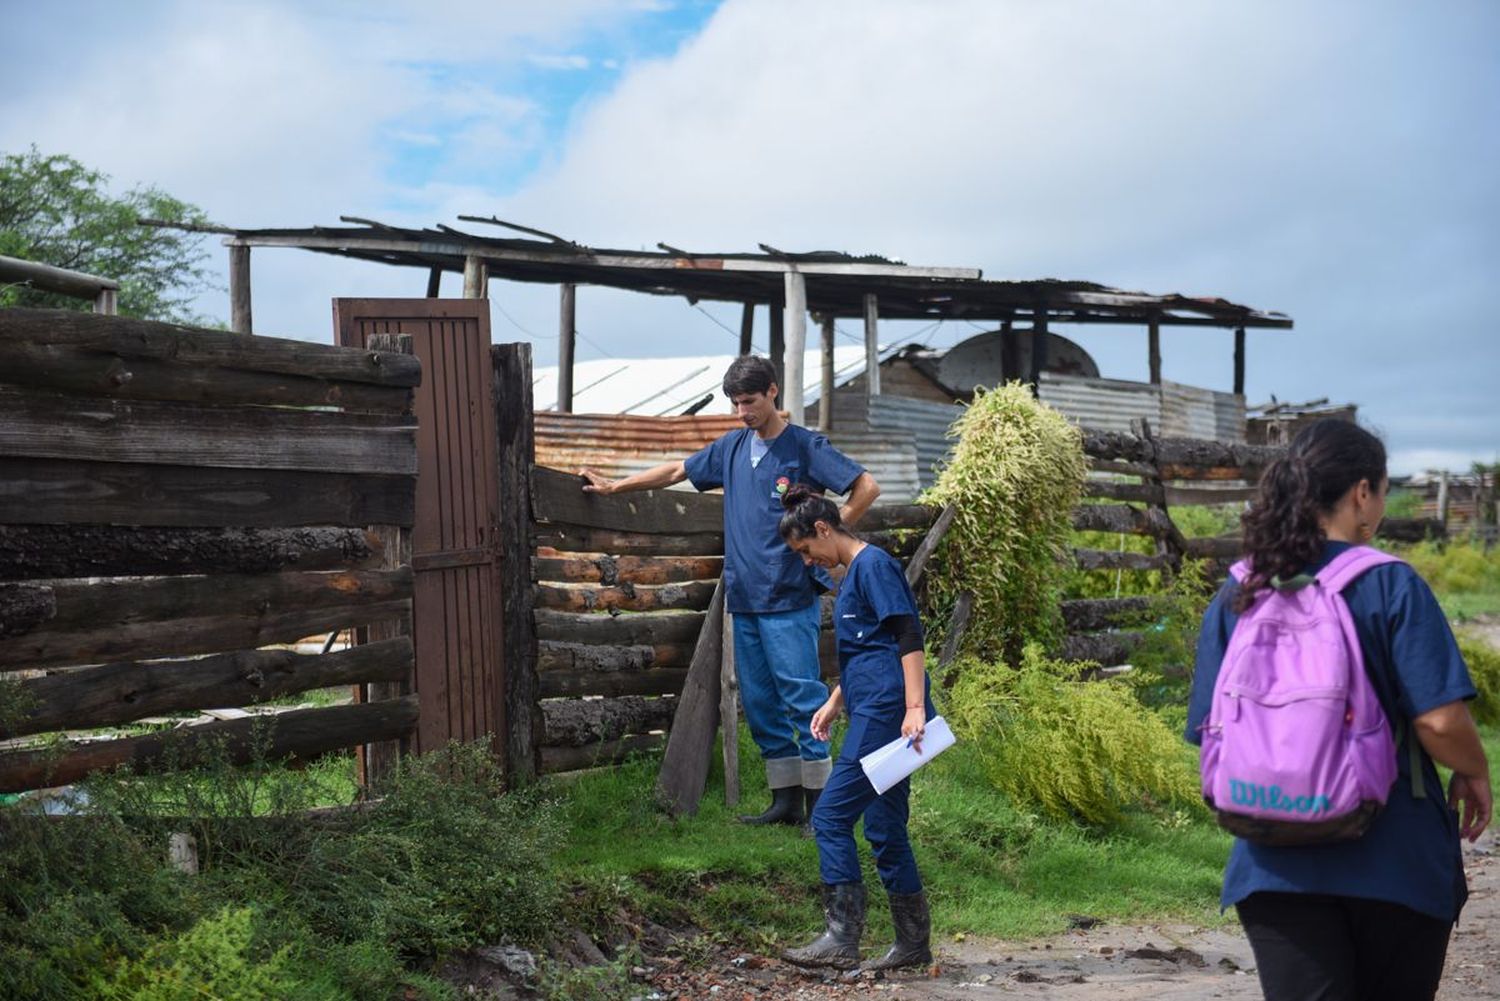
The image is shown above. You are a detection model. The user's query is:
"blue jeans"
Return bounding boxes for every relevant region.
[732,603,830,767]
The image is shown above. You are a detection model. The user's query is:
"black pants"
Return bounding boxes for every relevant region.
[1236,892,1453,1001]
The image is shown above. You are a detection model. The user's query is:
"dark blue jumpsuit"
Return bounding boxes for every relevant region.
[811,545,936,893]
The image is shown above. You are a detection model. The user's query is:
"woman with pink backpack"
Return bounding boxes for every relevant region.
[1186,419,1491,1001]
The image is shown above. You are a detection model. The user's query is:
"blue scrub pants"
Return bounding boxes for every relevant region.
[732,604,830,768]
[812,708,926,894]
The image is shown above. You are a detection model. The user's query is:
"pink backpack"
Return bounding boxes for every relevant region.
[1199,546,1407,846]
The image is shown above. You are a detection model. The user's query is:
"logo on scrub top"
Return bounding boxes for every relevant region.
[773,476,790,500]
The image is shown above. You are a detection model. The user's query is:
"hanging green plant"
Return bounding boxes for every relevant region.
[922,381,1087,664]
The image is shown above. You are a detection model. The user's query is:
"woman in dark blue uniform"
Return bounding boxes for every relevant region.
[1187,419,1491,1001]
[776,485,936,973]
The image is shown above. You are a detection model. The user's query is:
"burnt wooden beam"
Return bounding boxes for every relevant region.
[0,525,384,581]
[537,640,692,673]
[1071,548,1170,572]
[542,695,675,748]
[531,522,724,556]
[541,733,666,775]
[1376,517,1447,543]
[538,667,689,700]
[1060,597,1161,632]
[0,583,55,638]
[654,579,725,816]
[3,638,412,739]
[1082,480,1166,505]
[532,608,706,646]
[533,579,716,614]
[0,308,422,387]
[857,503,939,533]
[532,554,723,586]
[1055,631,1145,667]
[0,696,420,795]
[532,466,723,535]
[0,457,415,529]
[0,388,417,475]
[495,343,540,785]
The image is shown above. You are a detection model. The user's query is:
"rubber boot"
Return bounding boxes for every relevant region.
[782,882,867,969]
[800,786,822,839]
[738,785,804,826]
[857,890,932,973]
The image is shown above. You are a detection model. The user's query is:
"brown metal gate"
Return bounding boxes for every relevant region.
[334,299,505,762]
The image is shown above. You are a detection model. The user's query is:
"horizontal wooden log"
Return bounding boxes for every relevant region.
[541,732,666,775]
[537,640,694,673]
[1081,429,1153,464]
[0,341,414,413]
[533,608,706,647]
[1088,458,1158,478]
[533,465,723,534]
[0,308,422,387]
[1060,597,1161,632]
[1158,464,1259,482]
[0,388,417,475]
[1055,630,1146,666]
[1,583,55,638]
[532,554,723,585]
[0,457,415,528]
[0,525,384,581]
[541,695,676,747]
[3,637,413,739]
[534,579,716,614]
[1163,484,1257,506]
[1071,504,1156,536]
[1071,549,1169,572]
[1,569,412,670]
[1081,427,1283,473]
[1377,518,1447,543]
[539,668,689,699]
[857,504,939,533]
[1183,535,1245,559]
[1083,480,1165,504]
[532,521,724,556]
[862,530,922,560]
[0,695,420,794]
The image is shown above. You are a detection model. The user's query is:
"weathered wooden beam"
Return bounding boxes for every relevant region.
[0,388,417,475]
[0,256,118,299]
[739,302,755,355]
[462,255,488,298]
[1060,597,1160,632]
[541,733,666,775]
[1071,548,1170,572]
[1055,631,1145,666]
[1,569,412,670]
[3,638,413,739]
[1071,504,1155,536]
[495,343,539,785]
[532,521,724,556]
[541,695,675,748]
[0,525,383,581]
[0,696,420,794]
[0,341,412,412]
[863,294,880,400]
[1147,320,1161,386]
[1163,485,1258,506]
[818,314,835,431]
[0,458,415,528]
[1082,480,1166,504]
[538,667,689,700]
[557,283,576,413]
[537,640,692,673]
[0,583,55,638]
[783,271,807,422]
[1183,535,1244,559]
[937,591,974,669]
[533,554,722,586]
[532,466,723,535]
[905,504,956,588]
[1233,326,1246,396]
[533,579,716,614]
[229,244,253,334]
[857,503,939,533]
[532,607,705,646]
[0,309,422,387]
[655,579,725,816]
[1377,517,1447,543]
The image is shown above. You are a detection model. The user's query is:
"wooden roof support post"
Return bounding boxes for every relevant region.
[462,254,488,298]
[1233,326,1246,396]
[93,288,118,316]
[1029,310,1049,396]
[818,313,836,431]
[558,283,576,414]
[1148,318,1162,385]
[863,293,880,403]
[768,288,785,406]
[783,271,807,424]
[425,267,442,298]
[738,302,754,356]
[229,244,253,334]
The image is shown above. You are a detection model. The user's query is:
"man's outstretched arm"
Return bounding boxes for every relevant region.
[580,460,688,495]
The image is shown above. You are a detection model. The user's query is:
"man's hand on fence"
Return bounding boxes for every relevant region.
[580,468,615,494]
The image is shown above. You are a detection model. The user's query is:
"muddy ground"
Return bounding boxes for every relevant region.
[626,834,1494,1000]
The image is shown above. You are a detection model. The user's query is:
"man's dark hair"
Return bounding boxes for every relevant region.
[722,355,777,398]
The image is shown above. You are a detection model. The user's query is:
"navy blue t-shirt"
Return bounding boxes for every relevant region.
[835,545,929,719]
[683,424,864,615]
[1186,541,1477,921]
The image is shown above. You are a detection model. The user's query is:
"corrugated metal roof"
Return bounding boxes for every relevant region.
[1039,373,1161,434]
[865,396,963,491]
[1161,380,1245,443]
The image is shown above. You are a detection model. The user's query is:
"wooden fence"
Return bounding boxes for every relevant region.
[0,308,420,794]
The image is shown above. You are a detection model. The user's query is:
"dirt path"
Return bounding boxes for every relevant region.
[636,835,1494,999]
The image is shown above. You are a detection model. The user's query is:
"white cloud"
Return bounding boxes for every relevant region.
[528,54,592,71]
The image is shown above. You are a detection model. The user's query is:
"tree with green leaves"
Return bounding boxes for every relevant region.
[0,147,216,322]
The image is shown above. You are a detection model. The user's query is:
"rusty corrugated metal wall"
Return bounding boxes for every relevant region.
[334,299,506,761]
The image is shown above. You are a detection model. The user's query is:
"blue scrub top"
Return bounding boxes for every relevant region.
[835,545,928,719]
[684,424,864,615]
[1186,540,1477,922]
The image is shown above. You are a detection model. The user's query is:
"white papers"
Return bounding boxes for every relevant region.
[858,716,956,795]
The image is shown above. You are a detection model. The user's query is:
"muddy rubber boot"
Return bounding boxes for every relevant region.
[857,889,932,973]
[737,785,804,826]
[783,882,867,969]
[800,786,822,839]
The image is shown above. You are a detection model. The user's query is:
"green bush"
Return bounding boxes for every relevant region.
[1396,540,1500,597]
[1457,633,1500,727]
[944,646,1203,826]
[923,382,1088,663]
[88,907,297,1001]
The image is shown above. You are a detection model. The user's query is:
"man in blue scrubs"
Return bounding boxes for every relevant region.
[582,356,880,828]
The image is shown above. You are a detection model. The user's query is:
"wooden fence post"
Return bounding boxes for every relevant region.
[655,579,725,816]
[494,343,539,785]
[719,604,739,808]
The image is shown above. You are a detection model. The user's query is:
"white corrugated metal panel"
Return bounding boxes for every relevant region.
[866,396,963,490]
[1160,380,1246,443]
[823,428,923,503]
[1038,373,1161,433]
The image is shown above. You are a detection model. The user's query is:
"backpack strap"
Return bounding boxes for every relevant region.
[1314,545,1404,594]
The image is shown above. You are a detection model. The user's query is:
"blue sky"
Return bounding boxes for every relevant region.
[1,0,1496,475]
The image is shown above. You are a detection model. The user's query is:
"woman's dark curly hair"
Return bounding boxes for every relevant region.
[1235,418,1387,611]
[778,484,851,542]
